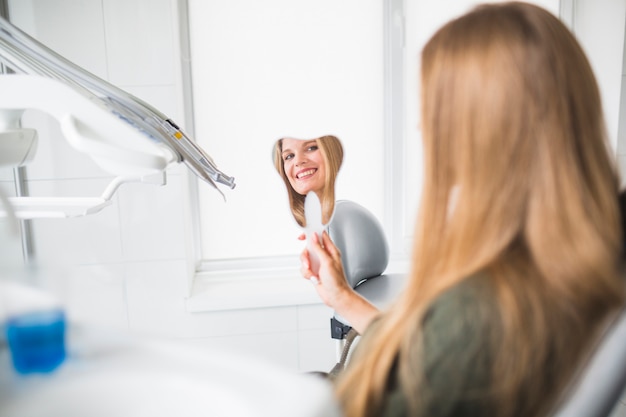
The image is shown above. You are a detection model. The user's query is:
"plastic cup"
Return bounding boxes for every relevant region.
[5,309,66,374]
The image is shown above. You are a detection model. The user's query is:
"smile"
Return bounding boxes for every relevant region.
[296,168,317,179]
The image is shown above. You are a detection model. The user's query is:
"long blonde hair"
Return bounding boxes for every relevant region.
[273,135,344,226]
[336,3,624,416]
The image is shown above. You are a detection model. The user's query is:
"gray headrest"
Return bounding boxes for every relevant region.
[328,200,389,288]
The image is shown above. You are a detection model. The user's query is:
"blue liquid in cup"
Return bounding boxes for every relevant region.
[6,309,66,374]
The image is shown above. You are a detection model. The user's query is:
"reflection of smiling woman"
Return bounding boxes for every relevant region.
[281,138,327,196]
[274,135,343,227]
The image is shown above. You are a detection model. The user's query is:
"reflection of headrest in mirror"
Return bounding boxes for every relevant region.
[273,135,343,227]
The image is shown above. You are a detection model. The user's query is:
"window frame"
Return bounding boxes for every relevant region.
[180,0,410,312]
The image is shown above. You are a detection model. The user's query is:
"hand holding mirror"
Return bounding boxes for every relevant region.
[273,135,344,274]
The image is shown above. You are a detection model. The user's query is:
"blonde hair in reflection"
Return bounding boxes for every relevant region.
[336,3,624,417]
[273,135,344,227]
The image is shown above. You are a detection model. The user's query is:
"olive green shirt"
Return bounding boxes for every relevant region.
[362,276,500,417]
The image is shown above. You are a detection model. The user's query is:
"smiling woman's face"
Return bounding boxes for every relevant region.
[280,138,327,196]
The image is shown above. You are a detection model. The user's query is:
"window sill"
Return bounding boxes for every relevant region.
[185,267,321,313]
[185,256,410,313]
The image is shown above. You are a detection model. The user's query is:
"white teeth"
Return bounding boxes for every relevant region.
[297,169,316,179]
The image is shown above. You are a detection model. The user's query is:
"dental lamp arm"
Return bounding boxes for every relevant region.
[0,14,235,194]
[0,75,174,176]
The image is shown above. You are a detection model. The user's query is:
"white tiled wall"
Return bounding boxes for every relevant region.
[1,0,337,374]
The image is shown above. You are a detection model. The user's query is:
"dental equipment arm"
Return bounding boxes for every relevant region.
[0,14,235,194]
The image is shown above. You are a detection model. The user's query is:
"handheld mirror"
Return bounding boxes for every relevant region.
[273,135,344,273]
[304,191,324,274]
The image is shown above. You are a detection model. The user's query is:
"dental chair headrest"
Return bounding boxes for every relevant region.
[328,200,389,288]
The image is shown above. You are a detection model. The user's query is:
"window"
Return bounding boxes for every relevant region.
[185,0,393,311]
[189,0,386,260]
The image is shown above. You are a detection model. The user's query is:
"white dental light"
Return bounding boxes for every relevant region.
[0,15,235,218]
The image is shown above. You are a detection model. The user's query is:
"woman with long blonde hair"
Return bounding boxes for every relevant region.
[274,135,343,227]
[301,2,625,416]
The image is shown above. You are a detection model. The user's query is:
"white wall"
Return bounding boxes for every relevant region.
[0,0,337,374]
[574,0,626,152]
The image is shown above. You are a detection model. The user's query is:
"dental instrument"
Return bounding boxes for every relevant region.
[0,14,235,218]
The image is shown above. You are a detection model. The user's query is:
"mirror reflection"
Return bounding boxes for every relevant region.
[273,135,343,227]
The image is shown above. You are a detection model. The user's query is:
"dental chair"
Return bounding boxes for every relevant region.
[326,200,407,369]
[550,194,626,416]
[551,303,626,417]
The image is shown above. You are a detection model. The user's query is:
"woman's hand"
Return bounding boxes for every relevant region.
[300,231,353,309]
[300,231,380,333]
